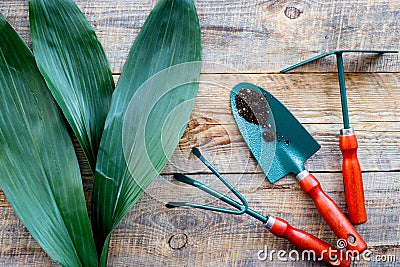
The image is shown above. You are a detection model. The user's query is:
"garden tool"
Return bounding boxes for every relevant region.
[230,82,367,252]
[167,148,351,267]
[280,50,399,224]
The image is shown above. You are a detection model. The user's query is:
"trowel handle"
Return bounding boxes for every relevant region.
[297,171,367,253]
[340,131,367,224]
[266,216,351,267]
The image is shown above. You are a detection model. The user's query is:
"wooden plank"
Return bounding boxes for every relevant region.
[115,73,400,174]
[164,123,400,174]
[192,73,400,124]
[164,73,400,173]
[112,73,400,125]
[1,172,398,266]
[100,172,400,267]
[69,119,400,177]
[0,0,399,73]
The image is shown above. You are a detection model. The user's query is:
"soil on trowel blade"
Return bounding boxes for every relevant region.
[263,130,276,142]
[235,88,270,127]
[235,88,276,142]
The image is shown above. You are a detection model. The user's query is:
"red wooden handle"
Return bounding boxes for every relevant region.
[269,217,351,267]
[340,134,367,224]
[298,173,367,253]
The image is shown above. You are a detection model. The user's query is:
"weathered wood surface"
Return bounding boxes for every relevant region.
[0,0,399,266]
[1,0,399,73]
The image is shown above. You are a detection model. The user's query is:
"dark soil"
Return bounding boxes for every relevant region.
[235,89,270,128]
[263,130,276,142]
[235,88,276,142]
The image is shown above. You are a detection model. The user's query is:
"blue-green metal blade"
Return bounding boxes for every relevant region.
[230,84,277,181]
[231,82,321,183]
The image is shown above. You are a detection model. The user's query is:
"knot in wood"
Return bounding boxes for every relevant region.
[284,6,302,19]
[168,233,188,250]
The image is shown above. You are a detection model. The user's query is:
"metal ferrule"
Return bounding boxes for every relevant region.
[296,170,310,181]
[265,216,276,230]
[340,127,355,136]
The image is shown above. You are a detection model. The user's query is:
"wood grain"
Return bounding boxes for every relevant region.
[0,0,399,73]
[0,0,399,266]
[107,172,400,267]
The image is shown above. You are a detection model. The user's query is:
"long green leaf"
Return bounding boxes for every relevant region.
[29,0,114,172]
[92,0,202,263]
[0,13,97,266]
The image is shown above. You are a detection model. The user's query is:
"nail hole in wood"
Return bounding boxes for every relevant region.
[168,233,188,250]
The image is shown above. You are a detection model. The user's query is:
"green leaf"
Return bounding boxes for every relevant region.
[29,0,114,172]
[91,0,202,263]
[0,13,97,266]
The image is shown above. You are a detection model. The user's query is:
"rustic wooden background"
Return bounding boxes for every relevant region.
[0,0,399,266]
